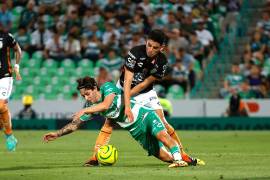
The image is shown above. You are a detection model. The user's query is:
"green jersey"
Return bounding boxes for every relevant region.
[80,82,166,156]
[80,82,151,128]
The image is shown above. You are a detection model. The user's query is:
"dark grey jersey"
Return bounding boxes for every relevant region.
[119,45,168,93]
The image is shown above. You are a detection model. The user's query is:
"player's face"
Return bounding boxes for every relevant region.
[146,39,162,57]
[80,88,99,103]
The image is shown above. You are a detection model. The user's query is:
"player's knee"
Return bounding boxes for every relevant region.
[156,131,170,144]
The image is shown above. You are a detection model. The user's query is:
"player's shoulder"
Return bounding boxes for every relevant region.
[101,81,117,90]
[157,52,168,64]
[128,45,146,58]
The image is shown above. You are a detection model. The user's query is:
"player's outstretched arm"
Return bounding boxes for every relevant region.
[73,94,116,120]
[43,118,83,142]
[130,76,157,96]
[13,43,22,81]
[124,67,134,122]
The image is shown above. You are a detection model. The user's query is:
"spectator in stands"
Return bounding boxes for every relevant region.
[175,48,196,88]
[18,95,37,120]
[82,24,103,40]
[220,62,244,98]
[55,21,66,36]
[15,26,31,52]
[19,0,37,31]
[188,31,205,69]
[125,32,145,51]
[116,6,132,26]
[64,33,81,60]
[257,11,270,34]
[165,11,180,32]
[138,0,153,16]
[0,2,12,32]
[240,51,253,76]
[102,22,120,46]
[196,21,214,56]
[130,14,144,33]
[181,12,194,33]
[66,9,81,31]
[246,31,266,53]
[100,49,123,81]
[30,20,52,53]
[246,64,267,98]
[154,7,166,29]
[171,60,189,93]
[82,8,96,29]
[168,28,189,56]
[96,67,112,87]
[81,34,102,63]
[39,0,61,15]
[43,29,65,61]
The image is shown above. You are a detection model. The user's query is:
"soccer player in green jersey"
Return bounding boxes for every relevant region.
[43,76,188,168]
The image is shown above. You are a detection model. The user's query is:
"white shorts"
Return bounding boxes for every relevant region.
[116,81,162,110]
[0,77,13,100]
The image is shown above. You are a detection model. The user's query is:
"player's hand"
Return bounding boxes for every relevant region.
[43,132,58,142]
[14,68,22,81]
[125,107,134,122]
[72,110,85,120]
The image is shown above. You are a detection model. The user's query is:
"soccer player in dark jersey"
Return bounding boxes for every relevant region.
[0,26,22,151]
[85,30,205,166]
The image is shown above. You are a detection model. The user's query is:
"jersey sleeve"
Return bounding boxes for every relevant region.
[124,47,138,72]
[80,114,91,121]
[151,60,169,79]
[6,33,17,48]
[102,82,119,97]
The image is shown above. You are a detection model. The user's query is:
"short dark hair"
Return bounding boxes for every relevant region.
[147,29,168,46]
[76,76,99,90]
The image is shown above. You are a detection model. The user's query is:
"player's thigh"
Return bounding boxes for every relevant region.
[134,90,163,108]
[145,111,166,137]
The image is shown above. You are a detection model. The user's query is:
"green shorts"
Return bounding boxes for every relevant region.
[125,110,166,156]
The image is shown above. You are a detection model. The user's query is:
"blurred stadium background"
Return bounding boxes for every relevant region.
[1,0,270,179]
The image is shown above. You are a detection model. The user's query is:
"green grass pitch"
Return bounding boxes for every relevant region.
[0,131,270,180]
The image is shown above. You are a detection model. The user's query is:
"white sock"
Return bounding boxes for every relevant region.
[172,152,182,161]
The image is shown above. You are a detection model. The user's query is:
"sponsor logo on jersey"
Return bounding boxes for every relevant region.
[140,57,146,60]
[126,57,136,68]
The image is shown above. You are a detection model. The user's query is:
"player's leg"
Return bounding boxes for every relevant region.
[0,101,17,151]
[155,109,183,149]
[157,146,173,163]
[0,77,17,151]
[84,118,113,166]
[145,111,187,167]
